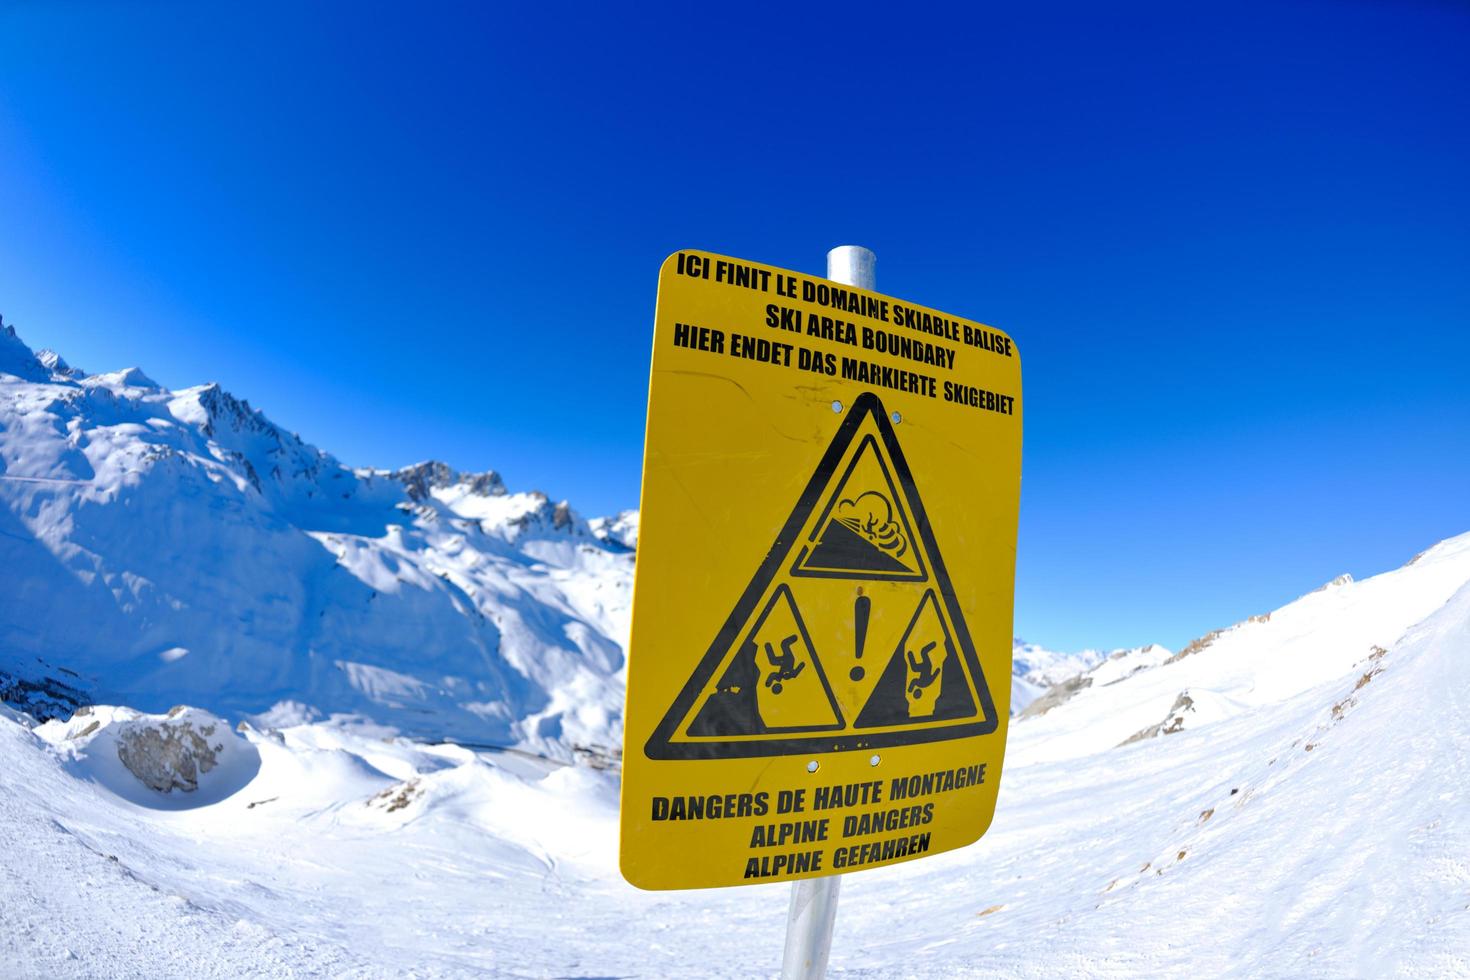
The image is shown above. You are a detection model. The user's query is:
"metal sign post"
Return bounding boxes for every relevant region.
[777,244,876,980]
[781,869,843,979]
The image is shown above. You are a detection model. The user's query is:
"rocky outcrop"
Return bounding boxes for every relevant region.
[115,710,225,793]
[0,663,90,723]
[1018,674,1093,719]
[392,461,507,501]
[1120,691,1196,745]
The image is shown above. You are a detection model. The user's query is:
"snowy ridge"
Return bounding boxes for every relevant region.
[589,508,639,550]
[1010,638,1098,711]
[1008,638,1170,716]
[1010,638,1095,715]
[0,320,632,760]
[1010,532,1470,766]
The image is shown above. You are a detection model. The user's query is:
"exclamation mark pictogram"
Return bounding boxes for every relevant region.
[850,589,871,681]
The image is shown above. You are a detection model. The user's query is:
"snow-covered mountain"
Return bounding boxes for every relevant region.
[0,317,632,760]
[2,318,1109,760]
[589,509,639,550]
[1009,638,1171,715]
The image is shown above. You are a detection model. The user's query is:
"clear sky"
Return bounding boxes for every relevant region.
[2,2,1466,652]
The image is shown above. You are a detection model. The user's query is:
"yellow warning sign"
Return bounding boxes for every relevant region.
[621,250,1022,890]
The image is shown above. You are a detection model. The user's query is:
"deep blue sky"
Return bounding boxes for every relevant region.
[2,2,1467,651]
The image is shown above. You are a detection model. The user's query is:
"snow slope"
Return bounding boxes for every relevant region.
[3,524,1468,975]
[1012,533,1470,766]
[0,317,632,759]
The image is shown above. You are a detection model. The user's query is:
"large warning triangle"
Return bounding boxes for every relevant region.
[646,392,999,760]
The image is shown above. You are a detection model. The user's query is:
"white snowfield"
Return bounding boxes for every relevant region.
[2,532,1468,978]
[4,321,1470,976]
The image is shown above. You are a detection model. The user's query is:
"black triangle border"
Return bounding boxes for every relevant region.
[644,392,999,760]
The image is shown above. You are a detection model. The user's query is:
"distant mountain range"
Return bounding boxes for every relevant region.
[1,316,634,760]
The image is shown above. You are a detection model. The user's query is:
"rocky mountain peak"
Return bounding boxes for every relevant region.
[0,315,49,383]
[35,348,83,379]
[390,461,508,502]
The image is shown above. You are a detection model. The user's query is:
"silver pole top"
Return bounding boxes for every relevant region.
[826,245,876,290]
